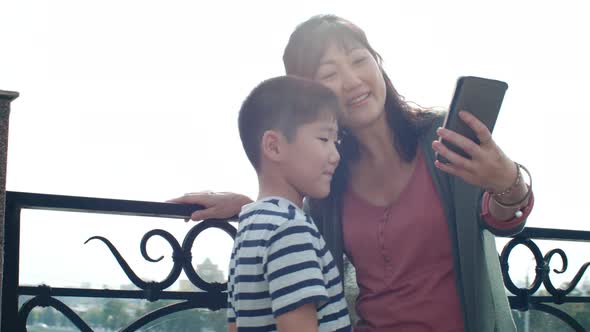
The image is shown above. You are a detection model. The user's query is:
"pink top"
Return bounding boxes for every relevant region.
[342,150,464,332]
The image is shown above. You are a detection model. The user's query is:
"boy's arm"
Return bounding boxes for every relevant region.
[267,216,331,331]
[227,322,237,332]
[276,303,318,332]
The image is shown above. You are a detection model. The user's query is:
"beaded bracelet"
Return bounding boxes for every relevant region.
[490,162,520,197]
[488,162,533,209]
[481,189,534,221]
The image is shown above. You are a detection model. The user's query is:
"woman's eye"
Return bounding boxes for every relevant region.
[318,72,336,81]
[353,57,367,65]
[318,137,329,143]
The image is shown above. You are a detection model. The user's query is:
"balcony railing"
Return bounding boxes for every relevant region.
[2,191,236,331]
[500,227,590,331]
[1,191,589,331]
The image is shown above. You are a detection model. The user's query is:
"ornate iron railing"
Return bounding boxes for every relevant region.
[500,227,590,331]
[1,191,237,331]
[1,191,589,331]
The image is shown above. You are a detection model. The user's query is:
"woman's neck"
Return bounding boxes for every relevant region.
[347,115,418,206]
[350,115,403,168]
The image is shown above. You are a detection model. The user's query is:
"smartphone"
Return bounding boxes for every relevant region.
[436,76,508,163]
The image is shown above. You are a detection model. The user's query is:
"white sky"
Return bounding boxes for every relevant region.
[2,1,589,290]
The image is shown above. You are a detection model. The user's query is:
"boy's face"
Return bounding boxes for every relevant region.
[282,113,340,200]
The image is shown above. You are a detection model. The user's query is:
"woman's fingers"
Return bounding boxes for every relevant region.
[435,127,481,164]
[458,111,493,146]
[167,191,226,221]
[432,140,472,170]
[433,111,514,190]
[166,190,213,204]
[168,191,252,221]
[434,159,474,183]
[190,207,220,222]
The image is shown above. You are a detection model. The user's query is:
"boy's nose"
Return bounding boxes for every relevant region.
[329,146,341,165]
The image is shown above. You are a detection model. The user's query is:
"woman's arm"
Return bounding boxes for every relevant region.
[168,191,253,221]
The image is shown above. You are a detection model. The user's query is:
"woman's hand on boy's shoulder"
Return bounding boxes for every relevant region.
[167,191,253,221]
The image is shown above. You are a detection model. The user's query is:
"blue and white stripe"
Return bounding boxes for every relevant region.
[227,197,351,331]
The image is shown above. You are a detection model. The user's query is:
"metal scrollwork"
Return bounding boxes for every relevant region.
[500,237,546,308]
[85,228,184,297]
[501,236,590,331]
[85,218,237,297]
[16,218,236,331]
[18,285,92,332]
[542,248,590,304]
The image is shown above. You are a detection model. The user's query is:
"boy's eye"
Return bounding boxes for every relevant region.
[318,137,342,147]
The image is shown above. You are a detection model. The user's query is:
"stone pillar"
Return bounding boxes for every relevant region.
[0,90,19,328]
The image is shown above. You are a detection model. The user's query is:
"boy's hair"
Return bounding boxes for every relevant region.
[238,75,340,171]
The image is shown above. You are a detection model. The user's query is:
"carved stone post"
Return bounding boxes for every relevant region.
[0,90,19,327]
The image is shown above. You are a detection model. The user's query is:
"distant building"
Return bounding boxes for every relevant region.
[196,258,226,284]
[178,258,225,291]
[120,283,139,291]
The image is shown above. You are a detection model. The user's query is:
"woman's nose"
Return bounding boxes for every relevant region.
[340,67,362,91]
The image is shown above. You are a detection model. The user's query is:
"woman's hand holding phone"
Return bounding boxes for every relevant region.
[432,76,517,192]
[432,110,515,193]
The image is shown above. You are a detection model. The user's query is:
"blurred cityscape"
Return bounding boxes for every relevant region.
[23,256,590,331]
[23,258,227,332]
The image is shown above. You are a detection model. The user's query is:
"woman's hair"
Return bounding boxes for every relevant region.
[283,14,436,165]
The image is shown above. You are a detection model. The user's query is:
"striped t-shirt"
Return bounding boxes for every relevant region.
[227,197,351,331]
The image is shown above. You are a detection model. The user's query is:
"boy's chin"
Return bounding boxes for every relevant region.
[307,189,331,200]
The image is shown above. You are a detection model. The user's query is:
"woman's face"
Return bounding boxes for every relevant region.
[313,43,387,131]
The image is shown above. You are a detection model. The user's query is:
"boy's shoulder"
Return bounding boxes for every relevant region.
[239,197,312,225]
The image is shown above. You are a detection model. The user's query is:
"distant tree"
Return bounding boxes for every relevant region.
[25,308,40,325]
[103,299,131,330]
[82,307,104,327]
[39,307,58,326]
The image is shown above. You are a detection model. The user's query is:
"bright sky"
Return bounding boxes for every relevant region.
[2,1,589,290]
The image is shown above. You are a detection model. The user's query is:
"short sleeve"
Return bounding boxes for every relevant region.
[227,292,236,323]
[265,219,329,317]
[227,261,236,323]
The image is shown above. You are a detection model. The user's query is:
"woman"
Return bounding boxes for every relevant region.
[172,15,534,332]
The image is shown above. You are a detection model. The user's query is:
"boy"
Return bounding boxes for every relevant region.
[227,76,351,332]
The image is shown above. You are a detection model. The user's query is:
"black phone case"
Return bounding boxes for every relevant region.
[436,76,508,163]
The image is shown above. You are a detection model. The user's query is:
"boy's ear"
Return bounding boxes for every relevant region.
[261,130,287,162]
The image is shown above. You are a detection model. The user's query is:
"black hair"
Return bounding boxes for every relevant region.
[238,75,340,171]
[283,14,436,165]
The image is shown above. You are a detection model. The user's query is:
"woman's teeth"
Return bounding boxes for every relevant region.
[348,93,369,105]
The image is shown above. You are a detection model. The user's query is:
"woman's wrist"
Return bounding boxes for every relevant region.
[481,189,534,225]
[485,162,533,220]
[489,162,532,208]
